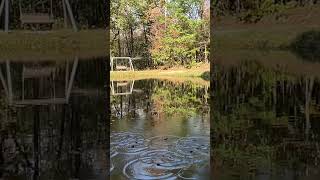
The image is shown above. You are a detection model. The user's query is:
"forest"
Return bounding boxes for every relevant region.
[0,0,106,29]
[213,0,319,23]
[110,0,210,68]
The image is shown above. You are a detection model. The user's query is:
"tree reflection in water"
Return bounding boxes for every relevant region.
[0,58,108,180]
[212,60,320,179]
[110,79,210,179]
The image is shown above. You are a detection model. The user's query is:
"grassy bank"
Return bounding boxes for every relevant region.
[214,26,309,50]
[214,49,320,77]
[110,63,209,83]
[0,29,107,60]
[214,4,320,50]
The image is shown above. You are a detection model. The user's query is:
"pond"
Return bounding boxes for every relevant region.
[4,49,318,180]
[110,79,210,179]
[212,50,320,180]
[0,57,108,180]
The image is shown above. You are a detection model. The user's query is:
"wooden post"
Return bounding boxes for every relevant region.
[4,0,9,32]
[64,0,78,32]
[129,58,134,71]
[65,62,69,95]
[129,80,135,94]
[62,0,68,28]
[111,57,113,71]
[18,0,24,29]
[50,0,53,16]
[0,67,9,96]
[6,61,13,104]
[18,0,22,15]
[66,57,78,101]
[0,0,5,20]
[111,81,115,95]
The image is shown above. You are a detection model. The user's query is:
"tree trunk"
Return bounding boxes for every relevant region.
[130,26,134,57]
[118,30,122,56]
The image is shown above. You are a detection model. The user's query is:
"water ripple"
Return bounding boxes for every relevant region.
[111,132,148,154]
[110,133,209,179]
[174,136,210,161]
[147,135,180,149]
[123,150,187,179]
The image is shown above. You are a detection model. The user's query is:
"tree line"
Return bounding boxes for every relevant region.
[111,0,210,68]
[0,0,106,29]
[212,0,319,22]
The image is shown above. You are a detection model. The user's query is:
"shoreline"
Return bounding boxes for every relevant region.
[0,29,107,59]
[110,64,210,82]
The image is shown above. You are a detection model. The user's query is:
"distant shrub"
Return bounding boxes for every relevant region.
[291,30,320,61]
[201,71,210,81]
[238,0,287,23]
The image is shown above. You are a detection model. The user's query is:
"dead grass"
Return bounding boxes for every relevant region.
[110,63,210,85]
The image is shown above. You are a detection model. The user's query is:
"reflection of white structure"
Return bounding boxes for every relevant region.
[0,58,78,106]
[0,0,78,32]
[110,57,134,71]
[110,80,135,96]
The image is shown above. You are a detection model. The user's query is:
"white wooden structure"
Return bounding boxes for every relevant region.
[0,58,78,106]
[110,80,135,96]
[0,0,77,32]
[110,57,134,71]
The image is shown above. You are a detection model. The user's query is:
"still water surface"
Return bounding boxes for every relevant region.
[0,58,108,180]
[110,79,210,179]
[212,50,320,180]
[4,50,318,180]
